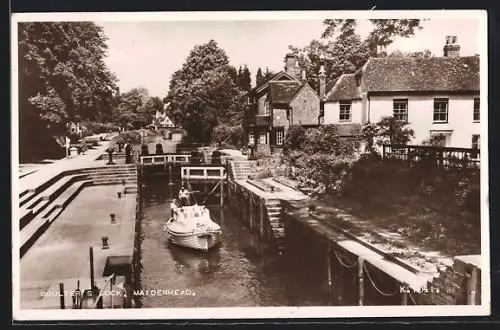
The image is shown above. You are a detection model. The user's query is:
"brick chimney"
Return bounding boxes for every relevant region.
[285,53,297,76]
[301,69,307,84]
[318,66,326,99]
[443,35,460,57]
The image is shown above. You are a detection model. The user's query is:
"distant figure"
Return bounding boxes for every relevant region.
[178,186,190,206]
[170,199,178,218]
[125,143,133,164]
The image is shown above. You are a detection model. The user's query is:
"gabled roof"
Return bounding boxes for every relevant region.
[363,56,479,92]
[251,71,298,94]
[268,81,303,105]
[325,74,361,101]
[324,56,480,102]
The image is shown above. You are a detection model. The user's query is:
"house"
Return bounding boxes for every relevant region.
[244,53,322,155]
[149,104,175,130]
[322,36,481,149]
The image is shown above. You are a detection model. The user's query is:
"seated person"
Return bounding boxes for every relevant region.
[178,186,190,206]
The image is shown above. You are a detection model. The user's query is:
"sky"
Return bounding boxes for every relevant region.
[97,18,481,98]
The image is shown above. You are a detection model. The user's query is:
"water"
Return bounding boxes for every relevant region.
[137,181,329,308]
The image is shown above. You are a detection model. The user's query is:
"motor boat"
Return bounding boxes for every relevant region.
[164,202,221,251]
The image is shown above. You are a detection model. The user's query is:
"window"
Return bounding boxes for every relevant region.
[264,102,270,115]
[393,99,408,122]
[276,130,284,146]
[472,134,480,150]
[248,133,254,145]
[259,133,267,144]
[433,98,449,123]
[473,98,480,122]
[339,101,352,122]
[247,96,252,105]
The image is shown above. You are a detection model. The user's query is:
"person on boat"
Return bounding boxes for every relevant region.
[178,186,190,206]
[170,198,178,218]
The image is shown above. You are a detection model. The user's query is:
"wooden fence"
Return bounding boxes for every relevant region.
[382,144,480,170]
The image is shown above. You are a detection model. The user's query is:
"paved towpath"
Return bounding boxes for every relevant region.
[17,134,118,195]
[19,185,136,309]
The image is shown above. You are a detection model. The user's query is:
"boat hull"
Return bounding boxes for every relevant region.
[167,230,221,251]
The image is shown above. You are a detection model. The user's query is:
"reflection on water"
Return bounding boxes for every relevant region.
[137,181,328,308]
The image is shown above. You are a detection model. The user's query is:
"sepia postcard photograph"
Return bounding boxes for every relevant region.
[11,10,490,321]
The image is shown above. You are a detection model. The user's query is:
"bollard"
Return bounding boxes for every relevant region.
[102,236,109,249]
[117,192,122,199]
[122,179,126,186]
[110,213,116,223]
[308,204,317,214]
[270,186,275,193]
[59,283,65,309]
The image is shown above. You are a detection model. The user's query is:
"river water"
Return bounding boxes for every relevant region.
[136,181,329,308]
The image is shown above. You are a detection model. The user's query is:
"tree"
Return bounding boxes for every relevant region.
[256,67,264,87]
[18,22,118,161]
[387,49,433,58]
[322,19,423,53]
[114,88,155,130]
[165,40,245,142]
[370,116,415,147]
[289,32,371,89]
[227,65,238,86]
[237,65,251,91]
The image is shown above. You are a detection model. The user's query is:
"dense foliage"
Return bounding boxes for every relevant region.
[114,88,163,130]
[212,124,245,148]
[164,40,247,143]
[18,22,118,160]
[362,116,415,153]
[288,19,424,89]
[284,125,360,194]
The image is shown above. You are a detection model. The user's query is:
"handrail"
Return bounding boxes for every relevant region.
[181,166,226,180]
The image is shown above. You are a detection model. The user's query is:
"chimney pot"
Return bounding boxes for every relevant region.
[443,35,460,57]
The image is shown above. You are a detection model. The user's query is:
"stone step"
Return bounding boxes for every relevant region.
[20,180,92,257]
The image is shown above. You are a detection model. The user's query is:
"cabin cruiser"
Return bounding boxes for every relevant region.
[164,197,221,251]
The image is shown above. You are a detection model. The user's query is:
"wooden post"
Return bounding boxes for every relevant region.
[89,247,95,289]
[401,291,408,305]
[467,267,479,305]
[168,164,173,185]
[59,282,65,309]
[249,198,254,231]
[358,257,364,306]
[326,243,332,300]
[220,178,224,207]
[110,275,114,309]
[259,197,265,240]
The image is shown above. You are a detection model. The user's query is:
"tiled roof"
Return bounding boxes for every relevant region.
[268,81,303,105]
[363,56,480,92]
[325,74,361,101]
[324,56,480,102]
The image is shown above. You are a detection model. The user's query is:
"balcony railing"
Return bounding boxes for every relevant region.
[382,144,480,170]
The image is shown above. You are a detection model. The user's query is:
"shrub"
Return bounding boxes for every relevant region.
[212,124,244,148]
[118,131,141,144]
[283,125,306,156]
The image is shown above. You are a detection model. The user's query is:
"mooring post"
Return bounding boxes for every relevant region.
[89,247,95,289]
[249,197,254,231]
[259,197,265,240]
[401,290,408,305]
[168,164,173,185]
[358,257,364,306]
[219,178,224,207]
[59,282,65,309]
[326,243,332,295]
[467,267,479,305]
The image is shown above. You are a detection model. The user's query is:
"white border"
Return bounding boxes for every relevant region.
[11,10,490,321]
